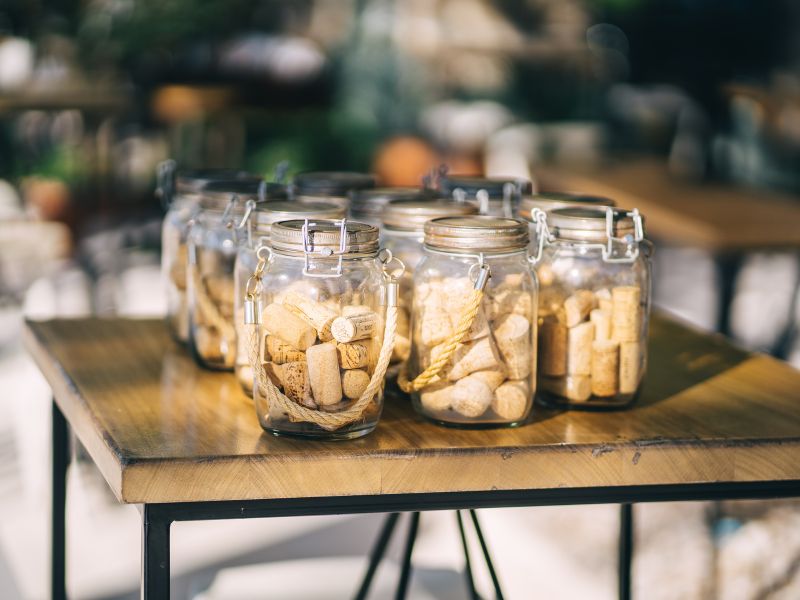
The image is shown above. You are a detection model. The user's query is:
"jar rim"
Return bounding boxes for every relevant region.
[382,198,478,232]
[439,175,532,199]
[252,201,345,233]
[350,187,441,219]
[270,218,380,257]
[292,171,376,197]
[548,206,644,243]
[518,192,615,220]
[424,215,529,252]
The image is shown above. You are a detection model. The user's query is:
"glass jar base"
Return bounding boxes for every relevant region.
[535,390,637,411]
[261,423,377,441]
[413,405,530,429]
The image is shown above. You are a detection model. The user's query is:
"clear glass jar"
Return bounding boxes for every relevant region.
[349,187,440,228]
[406,216,538,428]
[292,171,376,210]
[381,199,477,365]
[249,219,389,440]
[534,206,652,409]
[439,175,532,217]
[159,166,260,344]
[517,192,615,254]
[234,201,345,394]
[187,179,285,370]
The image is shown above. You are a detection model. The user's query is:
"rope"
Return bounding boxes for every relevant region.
[190,263,236,342]
[246,304,397,432]
[397,288,485,394]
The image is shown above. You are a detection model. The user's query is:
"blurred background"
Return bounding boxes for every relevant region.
[1,0,800,598]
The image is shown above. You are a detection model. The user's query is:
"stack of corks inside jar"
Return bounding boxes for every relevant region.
[193,250,237,368]
[257,287,382,413]
[415,275,534,422]
[539,285,641,402]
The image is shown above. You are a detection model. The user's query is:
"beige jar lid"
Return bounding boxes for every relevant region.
[548,206,644,243]
[424,216,529,253]
[252,201,344,235]
[383,199,478,232]
[199,179,287,210]
[270,219,379,257]
[518,192,615,221]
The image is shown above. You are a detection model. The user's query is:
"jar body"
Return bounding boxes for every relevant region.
[161,195,200,343]
[252,253,386,439]
[408,251,538,427]
[233,240,263,393]
[381,230,424,364]
[536,242,652,409]
[187,210,243,370]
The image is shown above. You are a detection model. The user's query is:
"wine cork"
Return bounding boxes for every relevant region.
[539,316,567,376]
[489,288,532,320]
[590,309,612,342]
[336,341,369,369]
[306,343,343,407]
[591,340,619,397]
[447,336,503,381]
[331,312,378,343]
[282,361,315,408]
[265,335,305,365]
[419,301,453,346]
[564,290,596,328]
[540,375,591,402]
[263,361,285,388]
[204,273,235,307]
[342,304,372,317]
[619,341,641,394]
[494,314,531,379]
[283,292,338,342]
[492,379,530,421]
[451,375,494,418]
[194,325,225,362]
[567,321,594,376]
[319,400,355,413]
[470,369,506,391]
[536,264,555,287]
[169,246,188,290]
[342,369,370,399]
[462,304,490,341]
[419,382,454,413]
[392,334,411,363]
[236,364,254,393]
[595,288,612,313]
[611,286,641,342]
[262,303,317,351]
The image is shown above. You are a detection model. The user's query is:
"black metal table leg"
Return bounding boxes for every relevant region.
[142,505,171,600]
[355,513,401,600]
[395,512,420,600]
[715,253,744,337]
[469,510,504,600]
[52,398,68,600]
[456,511,480,600]
[619,504,633,600]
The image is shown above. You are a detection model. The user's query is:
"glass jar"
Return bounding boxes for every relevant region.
[405,216,538,428]
[292,171,376,210]
[438,175,532,217]
[159,165,260,344]
[234,201,346,394]
[247,219,391,440]
[349,187,440,228]
[187,179,285,370]
[534,206,652,409]
[381,199,478,365]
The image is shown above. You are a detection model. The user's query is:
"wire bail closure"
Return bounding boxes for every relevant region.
[301,218,348,278]
[528,207,551,266]
[602,207,644,263]
[243,245,272,325]
[155,159,177,209]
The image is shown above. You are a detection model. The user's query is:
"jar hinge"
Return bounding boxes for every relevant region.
[302,218,347,278]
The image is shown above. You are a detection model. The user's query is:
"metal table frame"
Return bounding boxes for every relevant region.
[51,400,800,600]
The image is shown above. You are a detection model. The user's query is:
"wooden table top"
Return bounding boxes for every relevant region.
[538,158,800,251]
[24,316,800,505]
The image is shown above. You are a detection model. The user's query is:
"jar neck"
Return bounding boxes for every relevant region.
[423,245,527,260]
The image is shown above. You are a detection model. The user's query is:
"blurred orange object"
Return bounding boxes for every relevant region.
[21,177,71,221]
[152,85,234,123]
[372,136,441,187]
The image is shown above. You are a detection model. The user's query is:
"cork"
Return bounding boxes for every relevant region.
[265,335,305,365]
[262,303,317,351]
[336,341,369,370]
[611,286,641,342]
[169,245,188,289]
[263,361,285,389]
[306,343,343,407]
[619,341,641,394]
[447,336,503,381]
[419,301,453,346]
[419,382,454,413]
[595,288,612,313]
[492,379,530,421]
[462,304,490,341]
[342,304,372,317]
[494,314,531,379]
[590,309,612,342]
[282,361,315,408]
[450,375,494,418]
[236,364,254,393]
[540,375,591,402]
[536,264,555,287]
[567,321,594,376]
[204,274,235,308]
[283,292,338,342]
[319,400,355,413]
[591,340,620,397]
[470,369,506,391]
[342,369,370,400]
[331,312,378,343]
[539,316,567,376]
[392,335,411,363]
[489,288,532,320]
[194,325,235,366]
[564,290,596,328]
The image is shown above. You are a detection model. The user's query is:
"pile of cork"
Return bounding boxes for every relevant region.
[192,265,237,368]
[254,290,383,413]
[414,275,535,422]
[539,286,641,402]
[166,241,189,338]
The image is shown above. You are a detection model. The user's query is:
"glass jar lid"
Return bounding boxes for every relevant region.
[518,192,615,221]
[548,206,643,243]
[293,171,377,197]
[199,180,289,210]
[383,198,478,232]
[424,216,529,253]
[350,187,440,221]
[270,219,380,257]
[176,169,257,195]
[439,175,532,199]
[252,201,344,234]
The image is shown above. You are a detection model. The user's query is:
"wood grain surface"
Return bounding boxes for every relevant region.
[24,316,800,504]
[538,159,800,250]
